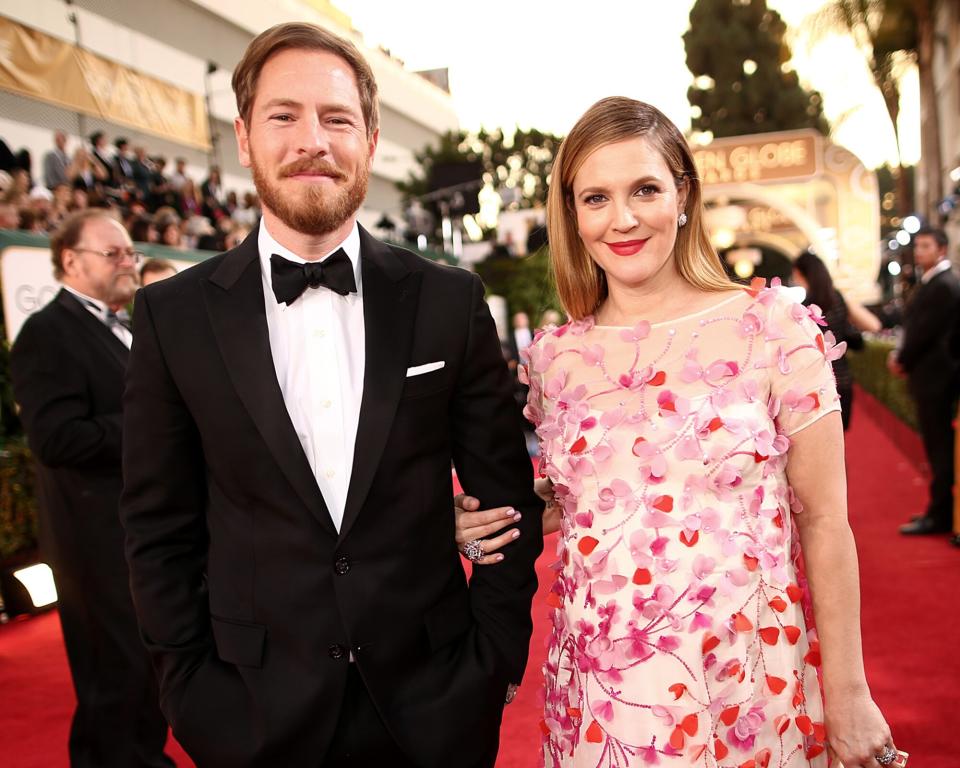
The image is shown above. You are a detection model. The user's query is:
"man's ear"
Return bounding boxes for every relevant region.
[235,118,251,169]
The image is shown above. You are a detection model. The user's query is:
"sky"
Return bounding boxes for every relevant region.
[336,0,919,170]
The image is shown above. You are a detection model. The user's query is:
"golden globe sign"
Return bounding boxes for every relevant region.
[693,129,880,303]
[694,135,819,184]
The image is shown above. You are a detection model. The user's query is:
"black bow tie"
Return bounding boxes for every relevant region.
[270,249,357,305]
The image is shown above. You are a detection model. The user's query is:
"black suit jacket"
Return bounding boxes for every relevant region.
[10,290,129,583]
[120,225,544,767]
[898,265,960,397]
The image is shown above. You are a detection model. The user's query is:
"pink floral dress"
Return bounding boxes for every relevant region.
[521,283,844,768]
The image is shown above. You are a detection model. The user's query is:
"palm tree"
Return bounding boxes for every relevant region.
[804,0,923,215]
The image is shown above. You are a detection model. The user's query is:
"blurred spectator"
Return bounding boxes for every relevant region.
[224,190,239,217]
[156,213,184,249]
[0,137,16,172]
[15,148,33,187]
[169,157,189,191]
[179,178,203,219]
[131,146,153,200]
[43,130,70,190]
[88,131,113,184]
[888,227,960,535]
[3,168,31,207]
[71,186,89,212]
[224,225,250,250]
[792,250,881,430]
[113,137,135,193]
[186,214,219,250]
[232,191,260,227]
[70,147,106,192]
[148,156,177,210]
[0,202,19,229]
[140,257,177,286]
[49,183,72,229]
[129,215,157,244]
[509,311,533,362]
[200,165,223,219]
[540,309,562,328]
[18,207,45,233]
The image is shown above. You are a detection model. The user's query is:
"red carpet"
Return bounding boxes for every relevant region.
[1,388,956,766]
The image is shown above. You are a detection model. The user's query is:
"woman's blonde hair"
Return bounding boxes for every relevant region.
[547,97,732,319]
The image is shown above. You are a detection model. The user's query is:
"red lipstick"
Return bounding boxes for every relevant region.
[605,239,648,256]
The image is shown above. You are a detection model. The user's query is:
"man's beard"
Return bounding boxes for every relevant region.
[252,153,368,237]
[107,273,139,306]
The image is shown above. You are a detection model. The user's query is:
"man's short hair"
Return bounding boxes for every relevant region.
[914,226,949,250]
[231,22,379,140]
[140,258,177,280]
[50,209,115,279]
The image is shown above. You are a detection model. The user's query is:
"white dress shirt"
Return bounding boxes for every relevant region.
[259,221,364,531]
[921,258,952,284]
[62,284,133,349]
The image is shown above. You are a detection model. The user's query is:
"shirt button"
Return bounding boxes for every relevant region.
[328,643,347,660]
[322,399,332,408]
[325,469,335,479]
[334,556,351,575]
[313,329,326,338]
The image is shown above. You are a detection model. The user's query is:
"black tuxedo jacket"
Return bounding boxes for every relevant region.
[120,225,544,766]
[11,290,129,575]
[898,265,960,397]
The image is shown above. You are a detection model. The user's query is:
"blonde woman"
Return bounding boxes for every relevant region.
[456,98,899,768]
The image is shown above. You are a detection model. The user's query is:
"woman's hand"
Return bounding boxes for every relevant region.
[453,495,520,565]
[825,688,899,767]
[454,479,559,565]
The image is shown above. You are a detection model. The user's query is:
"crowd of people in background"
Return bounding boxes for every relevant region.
[0,130,261,253]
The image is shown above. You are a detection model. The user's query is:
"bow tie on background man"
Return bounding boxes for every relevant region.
[270,249,357,306]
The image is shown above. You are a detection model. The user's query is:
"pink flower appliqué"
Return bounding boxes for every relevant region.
[727,705,767,752]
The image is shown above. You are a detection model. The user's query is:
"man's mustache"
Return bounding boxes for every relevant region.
[279,159,347,181]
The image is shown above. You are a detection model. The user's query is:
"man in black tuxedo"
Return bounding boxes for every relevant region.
[890,227,960,535]
[120,22,543,767]
[10,210,173,767]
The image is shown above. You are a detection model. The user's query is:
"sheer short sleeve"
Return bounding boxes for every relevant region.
[765,289,842,436]
[518,330,548,430]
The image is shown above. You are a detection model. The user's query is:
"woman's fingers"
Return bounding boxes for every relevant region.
[453,493,481,512]
[464,526,522,565]
[455,506,520,545]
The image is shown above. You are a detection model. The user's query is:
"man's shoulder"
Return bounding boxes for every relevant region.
[375,238,477,289]
[140,249,238,305]
[13,292,76,351]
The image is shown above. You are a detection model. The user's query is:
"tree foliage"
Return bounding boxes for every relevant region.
[685,0,829,138]
[804,0,927,214]
[396,127,563,227]
[474,245,559,323]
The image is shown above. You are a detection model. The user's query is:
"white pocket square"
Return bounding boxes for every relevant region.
[406,361,445,377]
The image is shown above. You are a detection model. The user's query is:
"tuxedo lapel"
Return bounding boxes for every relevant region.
[339,229,422,542]
[55,289,129,370]
[203,233,337,536]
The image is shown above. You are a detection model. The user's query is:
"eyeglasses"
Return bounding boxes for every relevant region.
[72,247,145,266]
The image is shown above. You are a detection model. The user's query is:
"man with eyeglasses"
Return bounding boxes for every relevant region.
[10,209,173,768]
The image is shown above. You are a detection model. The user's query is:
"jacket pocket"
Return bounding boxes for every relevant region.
[210,615,266,668]
[423,589,473,651]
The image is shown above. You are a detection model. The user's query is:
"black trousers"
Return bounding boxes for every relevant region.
[322,665,500,768]
[911,381,956,527]
[53,565,173,768]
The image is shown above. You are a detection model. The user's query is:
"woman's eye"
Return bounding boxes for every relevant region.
[583,194,607,205]
[636,185,660,197]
